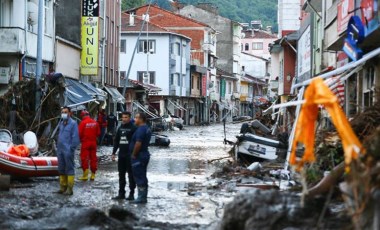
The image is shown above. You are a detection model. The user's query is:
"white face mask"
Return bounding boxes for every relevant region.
[61,113,69,120]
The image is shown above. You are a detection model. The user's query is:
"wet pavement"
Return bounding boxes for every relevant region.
[0,123,241,229]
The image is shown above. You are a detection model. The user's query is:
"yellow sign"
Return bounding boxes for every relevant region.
[81,16,98,75]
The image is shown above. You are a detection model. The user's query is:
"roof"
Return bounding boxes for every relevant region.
[241,52,269,62]
[121,13,192,41]
[121,13,169,33]
[128,79,162,92]
[125,4,215,31]
[242,29,277,39]
[244,74,267,85]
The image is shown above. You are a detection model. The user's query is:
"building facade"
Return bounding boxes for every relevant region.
[126,4,217,124]
[120,14,191,121]
[178,3,243,121]
[0,0,55,95]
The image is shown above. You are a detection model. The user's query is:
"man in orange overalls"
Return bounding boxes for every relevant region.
[78,110,100,181]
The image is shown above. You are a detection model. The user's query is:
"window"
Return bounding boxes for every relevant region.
[120,39,126,53]
[120,71,126,79]
[245,43,249,51]
[182,45,187,57]
[241,44,243,51]
[0,0,12,27]
[138,40,156,53]
[228,82,232,94]
[216,81,220,93]
[252,42,263,50]
[363,66,375,108]
[172,43,180,55]
[171,73,181,86]
[138,71,155,84]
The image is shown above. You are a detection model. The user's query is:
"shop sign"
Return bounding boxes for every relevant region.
[81,0,99,75]
[343,16,365,61]
[338,0,355,34]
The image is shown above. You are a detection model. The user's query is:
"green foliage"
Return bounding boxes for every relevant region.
[122,0,278,32]
[122,0,146,11]
[180,0,278,32]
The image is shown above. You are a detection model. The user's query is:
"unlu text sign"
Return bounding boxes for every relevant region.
[81,0,99,75]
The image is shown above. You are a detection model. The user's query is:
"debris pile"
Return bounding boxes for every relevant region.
[0,79,64,151]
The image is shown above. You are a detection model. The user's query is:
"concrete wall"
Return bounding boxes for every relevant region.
[278,0,301,36]
[55,40,81,79]
[241,38,276,59]
[241,53,267,78]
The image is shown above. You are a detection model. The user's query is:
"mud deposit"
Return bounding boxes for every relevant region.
[0,124,239,229]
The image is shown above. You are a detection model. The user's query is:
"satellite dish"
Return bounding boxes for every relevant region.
[27,2,38,25]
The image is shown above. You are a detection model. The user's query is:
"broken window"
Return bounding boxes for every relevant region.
[138,71,155,84]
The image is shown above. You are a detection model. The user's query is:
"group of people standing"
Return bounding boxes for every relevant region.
[55,106,151,204]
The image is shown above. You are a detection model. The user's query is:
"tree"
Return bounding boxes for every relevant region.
[122,0,146,11]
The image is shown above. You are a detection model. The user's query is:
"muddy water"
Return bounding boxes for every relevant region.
[0,123,241,229]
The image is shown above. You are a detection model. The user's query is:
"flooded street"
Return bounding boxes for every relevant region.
[0,123,241,229]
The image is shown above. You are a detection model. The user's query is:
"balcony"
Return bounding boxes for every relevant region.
[0,28,25,54]
[270,80,279,90]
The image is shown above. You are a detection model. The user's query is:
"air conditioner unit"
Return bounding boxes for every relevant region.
[0,67,11,84]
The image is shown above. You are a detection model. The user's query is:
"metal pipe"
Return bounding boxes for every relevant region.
[35,0,43,111]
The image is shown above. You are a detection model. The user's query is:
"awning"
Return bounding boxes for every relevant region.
[324,76,345,107]
[128,79,161,92]
[104,86,125,104]
[82,82,107,101]
[64,78,97,110]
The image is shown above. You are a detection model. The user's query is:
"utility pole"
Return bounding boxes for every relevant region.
[35,0,43,111]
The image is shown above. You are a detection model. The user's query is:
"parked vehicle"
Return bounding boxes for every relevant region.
[148,117,169,132]
[150,133,170,147]
[162,115,184,130]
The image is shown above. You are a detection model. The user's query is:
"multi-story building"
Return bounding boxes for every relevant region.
[178,3,242,121]
[119,14,191,122]
[0,0,55,95]
[125,4,217,124]
[270,0,301,104]
[322,0,380,117]
[241,22,277,60]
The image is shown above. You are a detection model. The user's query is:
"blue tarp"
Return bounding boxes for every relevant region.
[64,78,96,110]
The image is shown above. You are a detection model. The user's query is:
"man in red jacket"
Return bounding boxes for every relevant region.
[78,110,100,181]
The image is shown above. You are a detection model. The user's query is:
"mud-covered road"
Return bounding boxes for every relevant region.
[0,123,241,229]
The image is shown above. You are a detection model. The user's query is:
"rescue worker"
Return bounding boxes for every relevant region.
[78,110,100,181]
[130,112,152,203]
[112,112,137,200]
[106,112,118,146]
[56,106,80,195]
[97,109,107,146]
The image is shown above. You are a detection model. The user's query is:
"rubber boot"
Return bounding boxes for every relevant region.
[56,175,67,194]
[64,175,75,195]
[126,192,135,201]
[132,187,147,204]
[90,172,96,181]
[78,169,89,181]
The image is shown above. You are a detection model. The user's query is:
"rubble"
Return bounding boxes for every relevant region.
[0,79,64,151]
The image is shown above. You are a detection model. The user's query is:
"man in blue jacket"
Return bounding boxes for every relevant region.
[130,112,152,203]
[56,106,80,195]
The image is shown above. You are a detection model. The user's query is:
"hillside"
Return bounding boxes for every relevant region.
[123,0,278,32]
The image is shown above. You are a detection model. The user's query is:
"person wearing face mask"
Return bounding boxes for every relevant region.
[56,106,80,195]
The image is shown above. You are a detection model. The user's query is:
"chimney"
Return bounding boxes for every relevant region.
[266,26,272,34]
[142,14,150,22]
[129,13,135,26]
